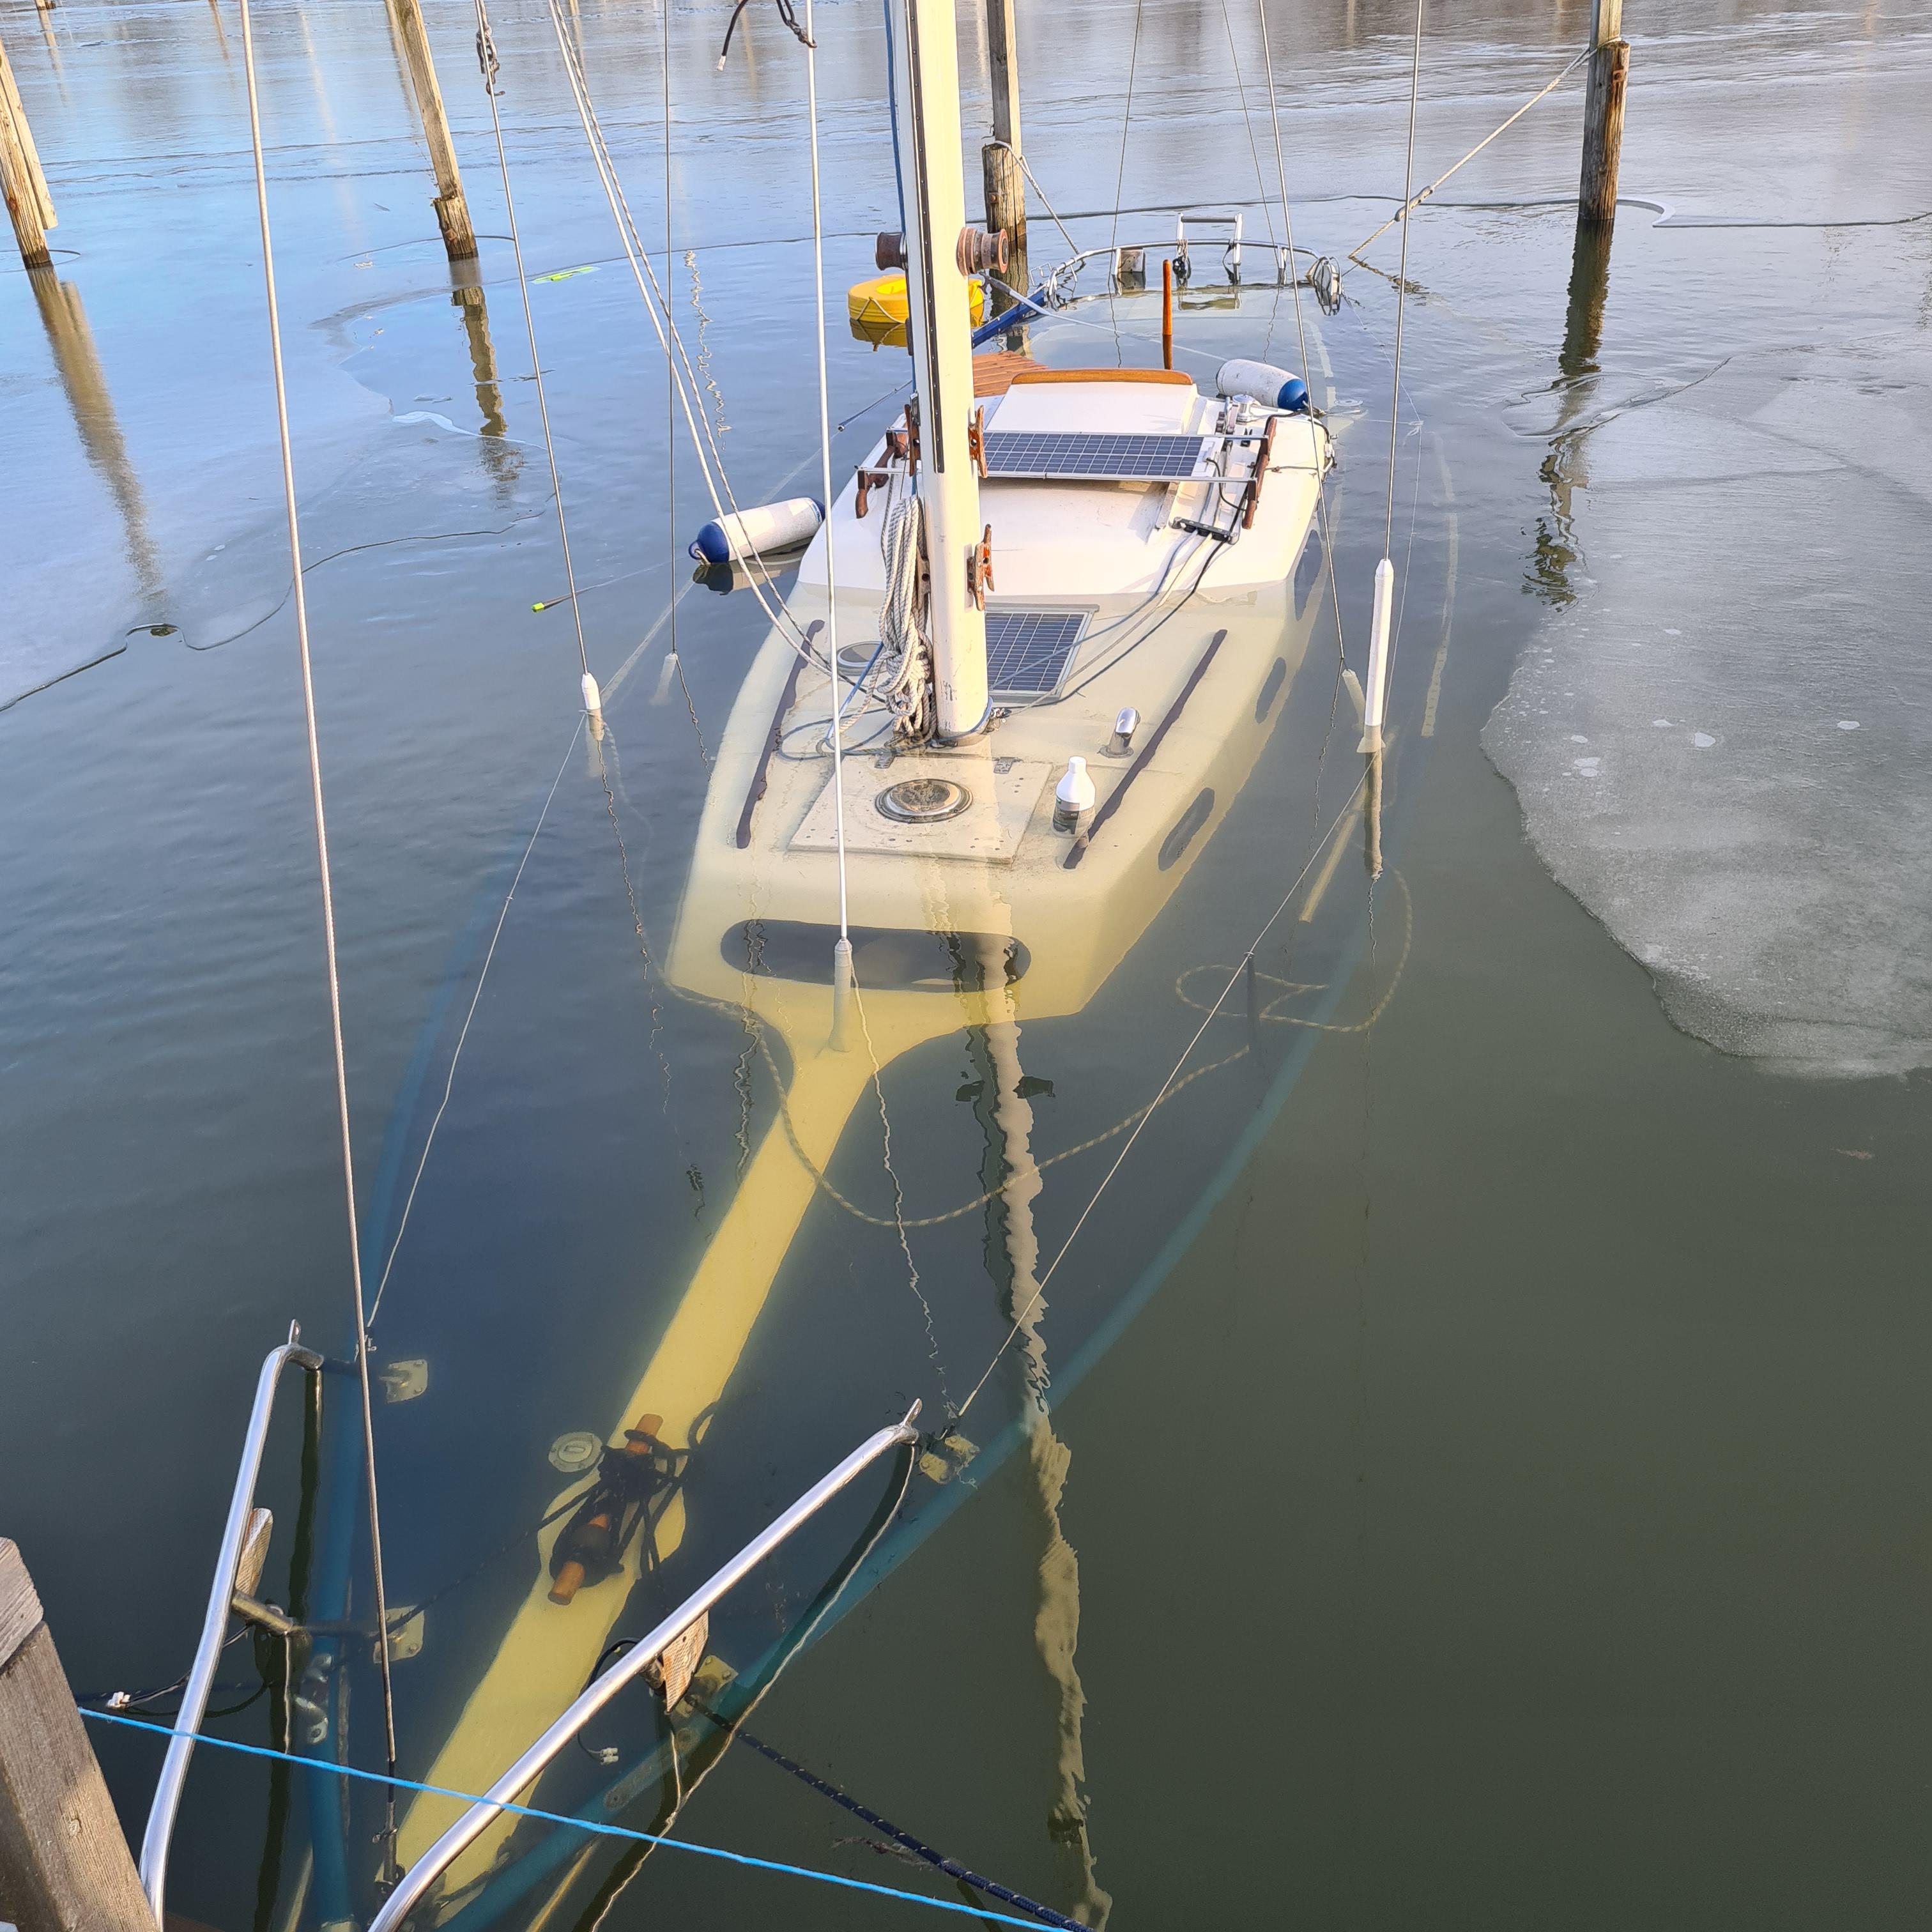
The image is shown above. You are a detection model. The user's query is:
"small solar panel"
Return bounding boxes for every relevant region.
[985,610,1085,696]
[983,431,1212,481]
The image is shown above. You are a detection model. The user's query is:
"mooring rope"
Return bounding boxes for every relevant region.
[1349,43,1594,261]
[236,0,401,1873]
[80,1711,1082,1932]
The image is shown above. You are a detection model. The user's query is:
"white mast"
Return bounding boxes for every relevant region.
[889,0,989,740]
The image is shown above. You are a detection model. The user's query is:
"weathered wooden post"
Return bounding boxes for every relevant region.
[388,0,478,261]
[979,0,1026,315]
[1578,0,1628,226]
[0,1541,156,1932]
[0,26,56,271]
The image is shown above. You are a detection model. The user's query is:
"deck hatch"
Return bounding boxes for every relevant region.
[982,431,1215,481]
[985,609,1087,696]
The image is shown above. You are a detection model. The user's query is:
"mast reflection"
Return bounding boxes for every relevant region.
[971,941,1114,1928]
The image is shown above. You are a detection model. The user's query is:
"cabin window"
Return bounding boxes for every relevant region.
[723,921,1029,992]
[1158,790,1215,871]
[1255,657,1288,722]
[1293,525,1324,619]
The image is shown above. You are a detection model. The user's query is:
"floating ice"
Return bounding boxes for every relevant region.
[1486,335,1932,1078]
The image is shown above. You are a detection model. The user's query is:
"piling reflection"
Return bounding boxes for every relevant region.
[1529,220,1613,603]
[450,271,523,500]
[971,947,1113,1928]
[28,266,164,611]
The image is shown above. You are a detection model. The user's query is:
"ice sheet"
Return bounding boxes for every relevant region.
[1485,337,1932,1077]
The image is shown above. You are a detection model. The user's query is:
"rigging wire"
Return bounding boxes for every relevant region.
[470,0,593,692]
[1218,0,1280,254]
[954,770,1372,1421]
[1386,0,1425,560]
[235,0,400,1867]
[1105,0,1145,362]
[542,2,828,672]
[1252,0,1353,684]
[661,0,682,693]
[366,723,583,1328]
[801,0,852,948]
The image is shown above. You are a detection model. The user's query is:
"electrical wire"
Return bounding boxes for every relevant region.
[236,0,399,1875]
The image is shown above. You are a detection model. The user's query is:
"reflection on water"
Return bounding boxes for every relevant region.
[4,3,1931,1929]
[973,957,1112,1927]
[1528,219,1614,604]
[28,266,163,611]
[450,269,521,500]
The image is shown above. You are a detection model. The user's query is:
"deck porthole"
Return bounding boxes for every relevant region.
[877,776,972,824]
[1158,788,1215,870]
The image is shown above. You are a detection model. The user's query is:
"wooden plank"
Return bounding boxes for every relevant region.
[0,1539,42,1670]
[0,1542,156,1932]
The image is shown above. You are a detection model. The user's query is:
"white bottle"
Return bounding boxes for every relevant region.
[1054,755,1096,832]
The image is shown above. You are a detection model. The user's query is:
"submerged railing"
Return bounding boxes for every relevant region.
[365,1404,922,1932]
[139,1328,324,1923]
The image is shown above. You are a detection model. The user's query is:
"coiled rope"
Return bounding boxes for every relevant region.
[234,0,401,1883]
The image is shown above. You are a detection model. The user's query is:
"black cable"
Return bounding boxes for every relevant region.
[716,0,813,68]
[707,1714,1088,1932]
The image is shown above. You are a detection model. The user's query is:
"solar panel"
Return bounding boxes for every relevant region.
[985,610,1085,696]
[983,431,1213,481]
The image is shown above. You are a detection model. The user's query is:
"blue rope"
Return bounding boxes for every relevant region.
[82,1708,1065,1930]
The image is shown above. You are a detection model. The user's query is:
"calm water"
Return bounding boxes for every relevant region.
[3,1,1929,1928]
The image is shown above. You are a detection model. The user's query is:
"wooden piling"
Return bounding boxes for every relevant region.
[981,144,1027,318]
[1161,256,1173,369]
[0,1540,156,1932]
[0,26,56,271]
[979,0,1026,316]
[389,0,477,262]
[1579,0,1628,226]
